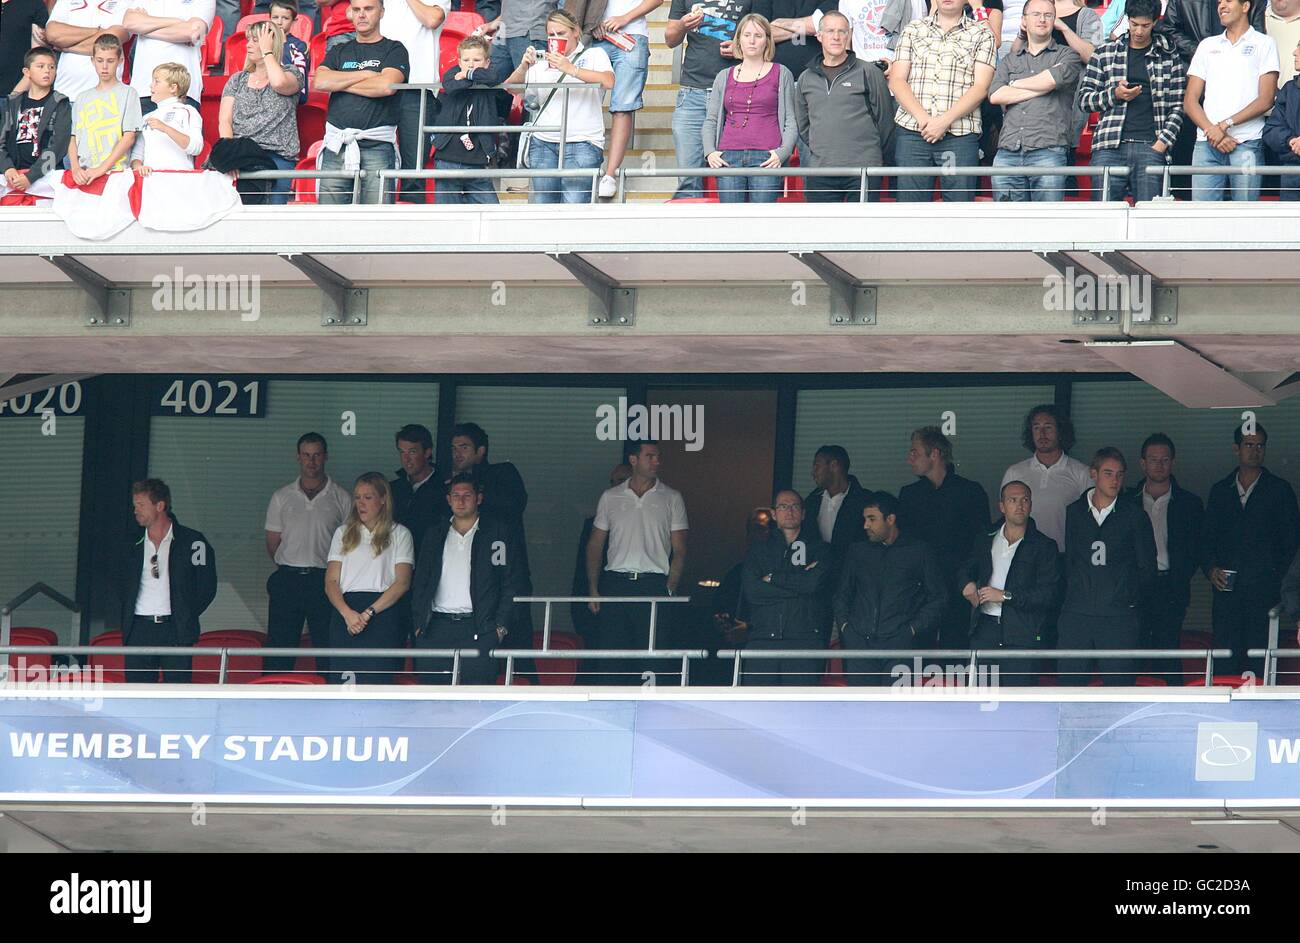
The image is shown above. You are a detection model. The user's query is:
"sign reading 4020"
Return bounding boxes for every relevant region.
[0,381,84,417]
[152,377,267,418]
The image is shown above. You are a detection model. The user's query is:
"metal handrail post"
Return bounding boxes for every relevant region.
[1267,607,1280,686]
[1162,164,1172,198]
[590,167,600,203]
[542,600,552,650]
[732,650,742,687]
[859,168,868,202]
[968,649,979,681]
[504,654,515,686]
[1204,649,1214,686]
[680,654,690,687]
[618,166,628,203]
[218,648,229,685]
[352,169,361,204]
[648,599,658,650]
[452,650,461,686]
[1100,166,1111,198]
[558,86,569,170]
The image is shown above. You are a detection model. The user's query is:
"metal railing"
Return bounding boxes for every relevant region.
[717,647,1233,687]
[492,648,708,687]
[237,168,367,203]
[1258,606,1287,685]
[1147,164,1300,198]
[1,582,79,649]
[517,595,689,650]
[618,164,1132,203]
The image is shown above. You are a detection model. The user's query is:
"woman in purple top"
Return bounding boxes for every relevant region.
[700,14,799,203]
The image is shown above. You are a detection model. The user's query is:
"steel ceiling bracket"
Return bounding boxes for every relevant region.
[1090,251,1178,325]
[45,255,130,327]
[790,251,876,326]
[281,253,368,327]
[549,251,636,327]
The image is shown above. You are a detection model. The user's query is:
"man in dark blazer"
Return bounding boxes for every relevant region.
[390,423,444,559]
[833,491,947,686]
[1125,433,1205,684]
[959,480,1060,686]
[1203,423,1300,677]
[410,474,527,685]
[1058,448,1157,686]
[119,479,217,683]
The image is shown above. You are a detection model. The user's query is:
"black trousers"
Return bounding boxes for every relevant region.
[265,566,333,674]
[1057,609,1141,686]
[327,590,404,685]
[414,613,498,685]
[740,636,825,686]
[1141,572,1190,685]
[597,571,673,685]
[1211,584,1276,678]
[804,174,880,202]
[971,614,1039,687]
[125,616,191,683]
[841,629,914,687]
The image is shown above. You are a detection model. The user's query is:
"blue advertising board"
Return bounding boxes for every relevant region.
[1,691,1298,806]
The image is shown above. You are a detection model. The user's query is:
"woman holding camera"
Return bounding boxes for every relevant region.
[504,10,615,204]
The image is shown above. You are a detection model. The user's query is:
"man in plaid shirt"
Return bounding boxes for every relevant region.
[1077,0,1186,202]
[888,0,997,200]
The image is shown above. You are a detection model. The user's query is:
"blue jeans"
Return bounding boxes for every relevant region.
[715,149,782,203]
[1090,140,1168,202]
[1192,138,1264,201]
[592,35,651,113]
[671,86,711,198]
[433,158,499,204]
[893,128,980,201]
[526,139,603,204]
[268,153,296,206]
[317,141,397,205]
[992,145,1068,201]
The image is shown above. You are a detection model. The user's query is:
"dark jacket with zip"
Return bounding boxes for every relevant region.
[1061,490,1157,617]
[794,51,894,168]
[958,518,1060,645]
[434,59,513,162]
[833,532,946,642]
[1202,467,1300,597]
[897,465,991,589]
[1124,476,1204,610]
[1263,77,1300,168]
[742,531,834,641]
[409,511,527,641]
[0,88,71,185]
[390,465,444,562]
[117,515,217,645]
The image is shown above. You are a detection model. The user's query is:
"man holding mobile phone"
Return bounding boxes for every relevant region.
[1077,0,1186,202]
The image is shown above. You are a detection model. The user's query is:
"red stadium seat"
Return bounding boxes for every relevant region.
[1136,676,1168,686]
[292,632,317,673]
[224,31,250,74]
[296,91,328,158]
[192,630,265,683]
[233,12,314,41]
[6,627,57,678]
[198,74,227,168]
[201,18,225,75]
[535,630,582,685]
[439,11,486,74]
[1186,675,1261,689]
[89,630,128,683]
[241,0,255,16]
[309,32,329,77]
[289,140,325,202]
[820,636,846,686]
[249,673,327,684]
[321,0,355,38]
[496,673,532,685]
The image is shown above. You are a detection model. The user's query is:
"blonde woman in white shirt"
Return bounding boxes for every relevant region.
[325,472,415,683]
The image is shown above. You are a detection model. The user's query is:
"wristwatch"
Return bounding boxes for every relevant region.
[365,606,377,618]
[1224,117,1236,130]
[1002,592,1013,603]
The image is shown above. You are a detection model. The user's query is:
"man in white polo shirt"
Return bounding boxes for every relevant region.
[1184,0,1280,200]
[381,0,448,203]
[46,0,130,100]
[586,439,689,684]
[264,432,352,674]
[124,0,215,107]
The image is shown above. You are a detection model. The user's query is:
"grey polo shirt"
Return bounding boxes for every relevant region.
[502,0,550,40]
[989,39,1083,151]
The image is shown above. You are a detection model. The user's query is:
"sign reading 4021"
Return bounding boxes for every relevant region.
[152,377,267,418]
[0,381,84,417]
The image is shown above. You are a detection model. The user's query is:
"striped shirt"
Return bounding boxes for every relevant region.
[893,12,997,136]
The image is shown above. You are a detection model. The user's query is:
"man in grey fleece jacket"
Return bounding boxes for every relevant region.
[796,10,895,201]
